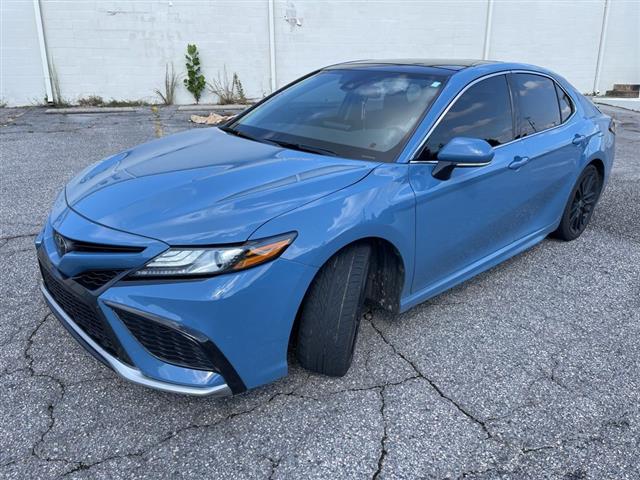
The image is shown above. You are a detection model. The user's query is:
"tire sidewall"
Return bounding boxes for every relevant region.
[556,164,602,240]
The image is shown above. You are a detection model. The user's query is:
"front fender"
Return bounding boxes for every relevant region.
[251,164,415,300]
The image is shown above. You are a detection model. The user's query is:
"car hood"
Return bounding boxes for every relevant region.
[66,128,377,245]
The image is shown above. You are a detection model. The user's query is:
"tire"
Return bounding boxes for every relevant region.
[552,164,603,241]
[296,243,372,376]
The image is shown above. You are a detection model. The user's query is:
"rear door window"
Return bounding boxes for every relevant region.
[512,73,561,137]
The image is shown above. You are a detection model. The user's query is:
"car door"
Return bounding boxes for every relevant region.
[508,72,587,231]
[409,73,535,297]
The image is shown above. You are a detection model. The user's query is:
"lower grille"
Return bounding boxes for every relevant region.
[116,309,217,372]
[40,263,126,362]
[73,270,123,291]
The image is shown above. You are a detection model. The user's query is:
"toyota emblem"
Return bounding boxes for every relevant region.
[54,232,69,256]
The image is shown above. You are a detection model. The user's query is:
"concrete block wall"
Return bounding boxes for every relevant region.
[38,0,271,105]
[1,0,48,105]
[271,1,489,86]
[600,0,640,92]
[1,0,638,106]
[488,0,605,91]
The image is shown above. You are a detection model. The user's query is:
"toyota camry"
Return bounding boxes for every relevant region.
[37,60,615,396]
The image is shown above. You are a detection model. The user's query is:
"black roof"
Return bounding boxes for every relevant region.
[329,59,500,71]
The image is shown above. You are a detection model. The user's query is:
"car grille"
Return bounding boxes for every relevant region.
[53,231,145,254]
[115,308,217,372]
[73,270,123,291]
[40,263,128,363]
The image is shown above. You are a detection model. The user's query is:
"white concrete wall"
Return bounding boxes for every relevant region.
[1,0,49,105]
[600,0,640,92]
[272,0,489,86]
[488,0,606,91]
[1,0,638,106]
[38,0,271,105]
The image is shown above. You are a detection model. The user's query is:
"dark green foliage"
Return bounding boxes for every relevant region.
[183,44,206,103]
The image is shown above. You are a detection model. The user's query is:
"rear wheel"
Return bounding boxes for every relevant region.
[296,243,371,376]
[552,164,602,241]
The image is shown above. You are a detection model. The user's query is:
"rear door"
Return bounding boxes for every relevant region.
[507,72,586,231]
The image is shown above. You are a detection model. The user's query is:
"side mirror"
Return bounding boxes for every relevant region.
[432,137,494,180]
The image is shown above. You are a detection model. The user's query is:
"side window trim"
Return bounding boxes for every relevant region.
[411,71,511,162]
[554,82,565,123]
[506,73,519,142]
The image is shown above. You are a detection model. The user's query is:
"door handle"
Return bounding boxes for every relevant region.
[572,134,586,146]
[509,156,530,170]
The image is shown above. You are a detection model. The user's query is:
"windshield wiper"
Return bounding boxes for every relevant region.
[269,140,337,157]
[219,125,256,141]
[220,126,337,156]
[219,125,285,148]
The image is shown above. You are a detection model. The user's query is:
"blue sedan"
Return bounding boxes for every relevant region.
[37,60,615,396]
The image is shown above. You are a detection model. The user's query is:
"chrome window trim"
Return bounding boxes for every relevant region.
[448,161,492,168]
[409,69,577,164]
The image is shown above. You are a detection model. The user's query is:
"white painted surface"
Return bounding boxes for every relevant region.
[593,97,640,112]
[1,0,49,105]
[272,1,489,86]
[32,0,54,102]
[489,0,605,90]
[599,0,640,92]
[1,0,638,106]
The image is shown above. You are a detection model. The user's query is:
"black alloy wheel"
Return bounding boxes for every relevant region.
[553,164,602,241]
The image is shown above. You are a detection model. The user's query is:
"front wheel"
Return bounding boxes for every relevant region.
[295,243,371,377]
[552,164,602,241]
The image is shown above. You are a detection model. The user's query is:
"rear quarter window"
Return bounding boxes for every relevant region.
[555,83,574,122]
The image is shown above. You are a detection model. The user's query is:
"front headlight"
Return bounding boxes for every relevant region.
[130,232,296,278]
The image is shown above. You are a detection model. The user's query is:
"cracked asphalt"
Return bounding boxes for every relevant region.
[1,105,638,479]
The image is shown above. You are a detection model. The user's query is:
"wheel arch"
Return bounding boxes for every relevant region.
[359,236,406,313]
[588,158,605,181]
[287,235,407,351]
[306,234,406,311]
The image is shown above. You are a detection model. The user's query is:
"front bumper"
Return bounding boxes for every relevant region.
[38,207,317,395]
[41,283,231,396]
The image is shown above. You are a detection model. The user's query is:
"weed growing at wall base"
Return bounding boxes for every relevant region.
[78,95,104,107]
[76,96,149,107]
[209,68,249,105]
[155,63,179,105]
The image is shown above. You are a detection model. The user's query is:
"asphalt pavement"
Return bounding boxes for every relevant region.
[0,105,638,479]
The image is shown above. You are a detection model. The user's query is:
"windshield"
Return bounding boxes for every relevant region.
[226,69,447,162]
